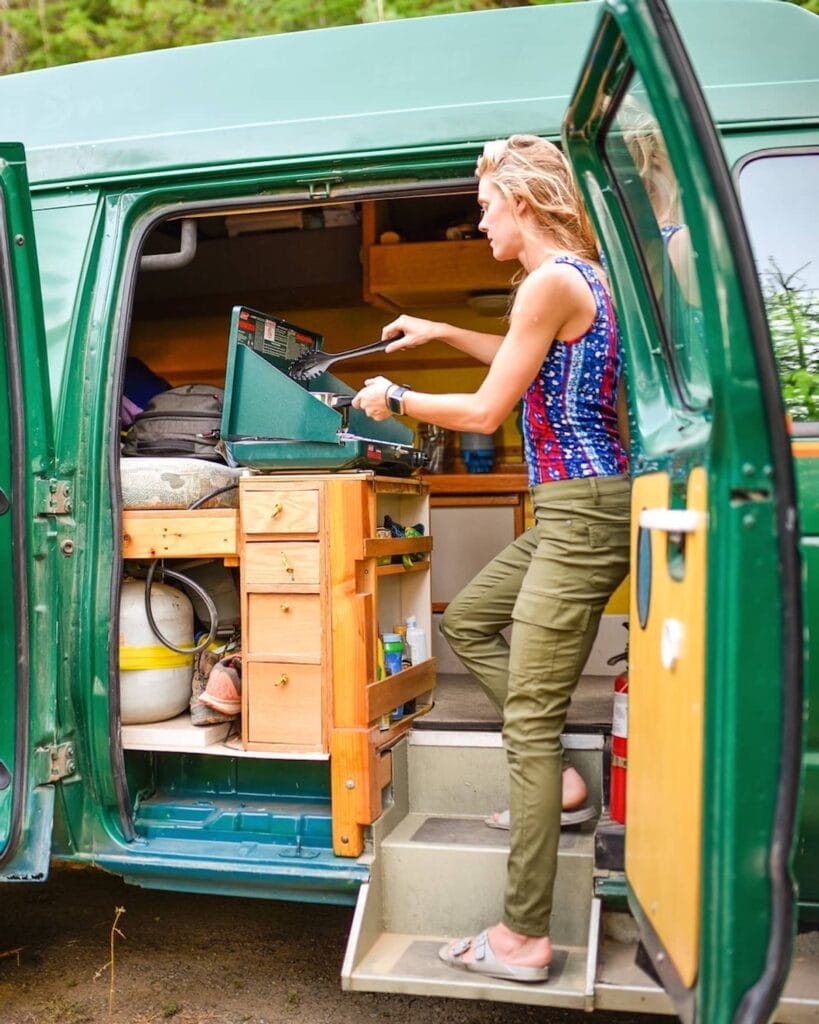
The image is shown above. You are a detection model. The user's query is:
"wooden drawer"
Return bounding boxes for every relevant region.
[241,487,320,536]
[246,662,323,747]
[244,541,320,586]
[247,593,321,660]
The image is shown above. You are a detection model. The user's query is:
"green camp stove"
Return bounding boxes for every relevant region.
[220,307,424,474]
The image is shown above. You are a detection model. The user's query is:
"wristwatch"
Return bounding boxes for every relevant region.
[385,384,412,415]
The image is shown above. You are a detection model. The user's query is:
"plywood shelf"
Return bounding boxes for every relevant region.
[122,508,238,559]
[367,239,515,306]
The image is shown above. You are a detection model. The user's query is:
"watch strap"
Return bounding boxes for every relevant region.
[386,384,411,415]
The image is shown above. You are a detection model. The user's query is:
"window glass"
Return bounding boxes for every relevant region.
[739,153,819,423]
[603,74,710,411]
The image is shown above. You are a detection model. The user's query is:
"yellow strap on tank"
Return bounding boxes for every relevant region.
[119,645,194,671]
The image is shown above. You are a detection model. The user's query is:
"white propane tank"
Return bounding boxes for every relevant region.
[119,579,194,724]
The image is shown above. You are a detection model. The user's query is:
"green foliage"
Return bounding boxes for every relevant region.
[1,0,815,73]
[0,0,566,73]
[764,262,819,422]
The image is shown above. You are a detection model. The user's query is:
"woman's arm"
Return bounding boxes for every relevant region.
[381,314,505,366]
[354,264,583,431]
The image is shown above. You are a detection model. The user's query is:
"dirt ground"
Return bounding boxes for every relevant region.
[0,865,672,1024]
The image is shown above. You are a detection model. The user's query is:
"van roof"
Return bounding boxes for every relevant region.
[1,0,818,189]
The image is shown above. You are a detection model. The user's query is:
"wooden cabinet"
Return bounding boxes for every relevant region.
[122,472,435,857]
[239,473,435,855]
[361,199,520,309]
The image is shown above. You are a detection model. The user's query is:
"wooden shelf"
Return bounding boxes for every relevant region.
[366,239,516,306]
[375,560,429,577]
[123,508,238,559]
[121,714,327,760]
[366,658,436,722]
[363,535,433,559]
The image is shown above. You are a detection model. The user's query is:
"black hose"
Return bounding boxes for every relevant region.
[139,481,240,655]
[188,482,239,509]
[143,562,219,656]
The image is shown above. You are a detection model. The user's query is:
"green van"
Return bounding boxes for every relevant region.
[0,0,816,1020]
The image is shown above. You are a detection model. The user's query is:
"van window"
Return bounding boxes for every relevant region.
[602,73,710,413]
[738,152,819,424]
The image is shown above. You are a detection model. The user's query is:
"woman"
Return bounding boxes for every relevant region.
[352,135,630,983]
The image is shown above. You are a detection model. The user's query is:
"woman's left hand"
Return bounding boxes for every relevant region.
[352,376,395,421]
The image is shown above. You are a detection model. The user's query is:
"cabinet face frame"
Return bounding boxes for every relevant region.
[240,478,331,753]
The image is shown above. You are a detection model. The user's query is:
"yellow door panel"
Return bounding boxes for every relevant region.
[626,468,707,988]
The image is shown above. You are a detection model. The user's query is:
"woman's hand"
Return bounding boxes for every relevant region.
[381,315,443,351]
[352,375,396,421]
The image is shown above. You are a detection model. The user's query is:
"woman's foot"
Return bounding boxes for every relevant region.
[485,765,594,829]
[439,922,552,982]
[561,765,588,810]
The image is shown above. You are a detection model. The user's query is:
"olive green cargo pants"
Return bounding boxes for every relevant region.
[440,474,630,936]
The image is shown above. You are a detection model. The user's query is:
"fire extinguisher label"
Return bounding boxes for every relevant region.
[612,691,628,738]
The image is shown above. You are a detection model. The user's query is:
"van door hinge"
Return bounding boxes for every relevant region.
[35,477,73,516]
[34,742,76,784]
[297,176,343,200]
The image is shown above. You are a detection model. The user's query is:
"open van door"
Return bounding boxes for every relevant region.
[563,2,802,1022]
[0,143,58,878]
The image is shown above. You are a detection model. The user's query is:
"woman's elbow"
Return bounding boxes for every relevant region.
[470,408,505,434]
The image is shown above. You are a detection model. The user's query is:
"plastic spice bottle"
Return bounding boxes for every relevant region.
[405,616,428,665]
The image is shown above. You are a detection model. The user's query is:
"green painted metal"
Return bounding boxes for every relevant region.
[0,3,816,191]
[0,146,57,878]
[564,1,804,1020]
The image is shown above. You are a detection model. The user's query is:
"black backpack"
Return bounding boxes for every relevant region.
[122,384,225,461]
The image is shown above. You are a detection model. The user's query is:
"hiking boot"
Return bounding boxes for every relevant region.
[190,648,236,725]
[199,654,242,716]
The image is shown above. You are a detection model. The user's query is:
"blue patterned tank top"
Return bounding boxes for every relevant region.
[522,255,628,485]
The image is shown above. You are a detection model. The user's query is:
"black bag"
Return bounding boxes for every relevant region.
[122,384,225,460]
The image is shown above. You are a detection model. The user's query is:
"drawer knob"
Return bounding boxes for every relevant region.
[275,673,289,688]
[280,602,290,612]
[280,551,294,576]
[270,502,284,519]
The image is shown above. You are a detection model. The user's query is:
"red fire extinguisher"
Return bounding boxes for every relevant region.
[608,637,629,824]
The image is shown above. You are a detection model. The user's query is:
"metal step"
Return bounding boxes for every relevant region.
[343,734,600,1009]
[344,733,819,1016]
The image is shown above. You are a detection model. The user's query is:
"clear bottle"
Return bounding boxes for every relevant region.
[405,615,427,665]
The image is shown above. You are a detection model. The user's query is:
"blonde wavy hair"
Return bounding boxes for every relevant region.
[476,135,599,263]
[618,99,681,226]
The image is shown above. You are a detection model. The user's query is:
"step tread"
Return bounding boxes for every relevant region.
[346,931,589,1009]
[383,812,595,857]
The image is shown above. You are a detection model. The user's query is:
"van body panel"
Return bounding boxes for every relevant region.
[0,144,57,878]
[0,3,816,190]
